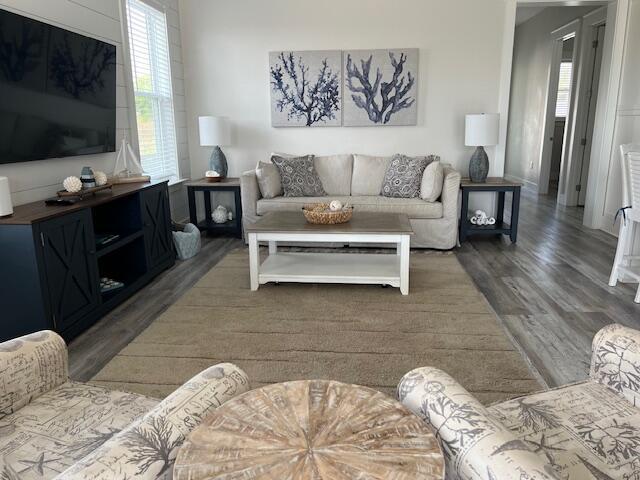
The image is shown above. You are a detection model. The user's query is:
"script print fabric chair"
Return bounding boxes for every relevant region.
[0,330,249,480]
[609,143,640,303]
[398,324,640,480]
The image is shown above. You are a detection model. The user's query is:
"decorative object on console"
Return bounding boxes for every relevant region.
[302,202,353,225]
[94,171,108,186]
[80,167,96,189]
[343,49,418,126]
[269,51,342,127]
[271,155,327,197]
[62,176,82,193]
[100,277,124,294]
[0,176,13,217]
[470,209,496,226]
[212,205,229,224]
[380,154,428,198]
[199,116,231,178]
[112,138,150,184]
[465,113,499,183]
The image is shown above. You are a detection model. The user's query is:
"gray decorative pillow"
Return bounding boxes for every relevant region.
[271,155,327,197]
[255,161,283,199]
[380,154,429,198]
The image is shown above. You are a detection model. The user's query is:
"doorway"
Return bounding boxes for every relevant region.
[538,10,607,207]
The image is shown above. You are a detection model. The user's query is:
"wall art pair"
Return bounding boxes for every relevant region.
[269,49,418,127]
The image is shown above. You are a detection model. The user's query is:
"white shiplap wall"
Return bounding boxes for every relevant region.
[0,0,190,219]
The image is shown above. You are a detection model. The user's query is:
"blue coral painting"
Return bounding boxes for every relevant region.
[343,49,418,126]
[269,50,342,127]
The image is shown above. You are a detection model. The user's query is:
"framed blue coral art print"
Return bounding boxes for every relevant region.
[343,49,418,126]
[269,50,342,127]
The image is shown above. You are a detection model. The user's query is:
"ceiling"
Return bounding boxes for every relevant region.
[515,6,546,25]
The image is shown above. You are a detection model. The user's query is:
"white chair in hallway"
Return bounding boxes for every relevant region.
[609,143,640,303]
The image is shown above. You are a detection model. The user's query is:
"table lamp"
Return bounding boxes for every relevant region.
[199,116,231,178]
[465,113,499,183]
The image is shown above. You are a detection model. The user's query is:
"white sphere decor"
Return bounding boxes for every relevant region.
[63,176,82,193]
[94,171,108,186]
[329,200,343,212]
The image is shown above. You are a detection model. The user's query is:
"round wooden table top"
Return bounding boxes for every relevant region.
[174,379,444,479]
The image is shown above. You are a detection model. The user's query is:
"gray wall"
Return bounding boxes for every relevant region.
[505,7,597,188]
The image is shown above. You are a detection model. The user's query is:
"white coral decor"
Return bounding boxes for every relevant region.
[63,176,82,193]
[94,171,108,186]
[329,200,343,212]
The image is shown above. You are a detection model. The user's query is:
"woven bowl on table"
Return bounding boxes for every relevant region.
[302,203,353,225]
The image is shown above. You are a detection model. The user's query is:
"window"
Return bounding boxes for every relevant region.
[126,0,179,180]
[555,61,573,118]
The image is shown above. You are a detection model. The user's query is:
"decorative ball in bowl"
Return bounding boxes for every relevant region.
[302,202,353,225]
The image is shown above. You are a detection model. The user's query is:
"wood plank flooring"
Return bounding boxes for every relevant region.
[69,191,640,389]
[457,190,640,387]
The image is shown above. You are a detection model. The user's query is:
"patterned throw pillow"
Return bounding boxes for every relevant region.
[271,155,327,197]
[380,154,429,198]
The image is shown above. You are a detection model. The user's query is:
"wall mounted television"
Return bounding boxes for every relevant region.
[0,8,116,164]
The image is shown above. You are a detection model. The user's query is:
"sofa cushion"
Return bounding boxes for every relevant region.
[420,159,444,202]
[257,195,443,219]
[0,381,157,480]
[381,154,429,198]
[271,155,327,197]
[256,161,283,199]
[351,154,392,195]
[488,381,640,480]
[314,154,353,196]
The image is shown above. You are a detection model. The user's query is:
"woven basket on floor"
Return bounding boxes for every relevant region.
[302,203,353,225]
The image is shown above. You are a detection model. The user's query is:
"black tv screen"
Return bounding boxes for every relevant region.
[0,8,116,164]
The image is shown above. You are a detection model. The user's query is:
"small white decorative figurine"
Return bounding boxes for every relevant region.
[227,211,233,221]
[470,209,496,226]
[205,170,221,178]
[212,205,228,224]
[94,171,108,186]
[329,200,343,211]
[63,176,82,193]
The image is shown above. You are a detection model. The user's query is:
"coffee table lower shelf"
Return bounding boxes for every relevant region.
[258,252,402,287]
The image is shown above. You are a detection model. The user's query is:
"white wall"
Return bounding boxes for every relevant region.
[602,0,640,238]
[0,0,190,219]
[179,0,508,181]
[504,6,597,189]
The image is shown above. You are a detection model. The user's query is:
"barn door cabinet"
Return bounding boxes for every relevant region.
[0,181,174,342]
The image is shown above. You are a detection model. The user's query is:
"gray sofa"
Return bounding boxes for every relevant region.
[241,154,461,249]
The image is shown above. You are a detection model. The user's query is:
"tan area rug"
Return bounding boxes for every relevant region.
[91,249,542,404]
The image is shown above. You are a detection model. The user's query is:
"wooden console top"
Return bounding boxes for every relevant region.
[0,180,168,225]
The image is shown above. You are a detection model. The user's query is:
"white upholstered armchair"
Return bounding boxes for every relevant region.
[398,324,640,480]
[0,330,249,480]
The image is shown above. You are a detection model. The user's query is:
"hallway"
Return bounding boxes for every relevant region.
[457,189,640,388]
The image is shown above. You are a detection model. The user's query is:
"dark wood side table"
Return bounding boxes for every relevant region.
[459,177,522,243]
[186,178,242,238]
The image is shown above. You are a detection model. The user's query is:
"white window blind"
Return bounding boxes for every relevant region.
[126,0,179,180]
[555,62,573,118]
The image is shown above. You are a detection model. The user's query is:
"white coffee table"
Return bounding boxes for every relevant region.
[245,212,413,295]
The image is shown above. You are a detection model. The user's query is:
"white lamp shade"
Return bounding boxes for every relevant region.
[199,116,231,146]
[0,176,13,217]
[465,113,500,146]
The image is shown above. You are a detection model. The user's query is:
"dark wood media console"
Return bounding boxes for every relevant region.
[0,180,174,342]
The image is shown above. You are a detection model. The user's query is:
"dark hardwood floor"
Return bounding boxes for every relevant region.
[69,190,640,388]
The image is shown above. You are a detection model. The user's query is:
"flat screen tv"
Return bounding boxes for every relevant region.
[0,8,116,164]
